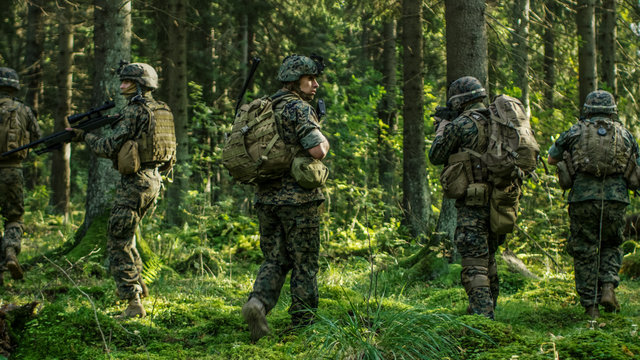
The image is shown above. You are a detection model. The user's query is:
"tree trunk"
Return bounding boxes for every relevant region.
[165,0,189,226]
[512,0,530,117]
[577,0,597,105]
[79,0,131,240]
[543,0,557,108]
[440,0,488,250]
[24,0,44,112]
[401,0,431,238]
[598,0,616,96]
[51,4,73,219]
[378,19,397,217]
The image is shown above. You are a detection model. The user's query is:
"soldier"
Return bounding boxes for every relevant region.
[68,62,176,319]
[429,76,504,320]
[548,90,638,318]
[241,54,330,342]
[0,67,42,284]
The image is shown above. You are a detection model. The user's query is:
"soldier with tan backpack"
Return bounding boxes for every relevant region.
[430,76,539,320]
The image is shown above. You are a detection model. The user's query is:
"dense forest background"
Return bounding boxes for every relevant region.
[1,0,640,359]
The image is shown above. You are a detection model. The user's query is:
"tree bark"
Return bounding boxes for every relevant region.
[24,0,44,111]
[598,0,617,96]
[51,4,73,219]
[512,0,530,117]
[440,0,489,250]
[80,0,131,239]
[577,0,597,105]
[378,19,397,217]
[401,0,431,238]
[543,0,557,108]
[165,0,189,225]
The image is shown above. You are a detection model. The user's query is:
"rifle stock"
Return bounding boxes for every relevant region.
[1,101,120,157]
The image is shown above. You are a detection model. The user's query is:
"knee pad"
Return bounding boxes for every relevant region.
[461,257,490,294]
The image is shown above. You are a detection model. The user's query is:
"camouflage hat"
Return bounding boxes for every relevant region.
[277,54,325,82]
[118,62,158,90]
[447,76,486,111]
[583,90,617,115]
[0,67,20,90]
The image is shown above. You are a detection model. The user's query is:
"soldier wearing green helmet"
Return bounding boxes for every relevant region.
[548,90,639,318]
[242,54,330,342]
[0,67,42,285]
[67,61,176,319]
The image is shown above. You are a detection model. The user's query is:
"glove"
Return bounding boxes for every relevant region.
[66,128,85,142]
[435,119,451,138]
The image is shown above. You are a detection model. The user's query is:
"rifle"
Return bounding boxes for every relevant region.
[235,57,261,115]
[430,104,459,132]
[316,98,326,122]
[1,101,120,157]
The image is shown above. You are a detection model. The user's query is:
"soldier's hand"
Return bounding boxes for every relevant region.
[435,119,451,138]
[66,128,85,142]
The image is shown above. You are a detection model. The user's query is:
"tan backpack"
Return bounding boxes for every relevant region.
[0,98,30,161]
[222,96,297,184]
[571,117,631,177]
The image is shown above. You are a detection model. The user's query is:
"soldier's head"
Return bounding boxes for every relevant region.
[117,62,158,96]
[0,67,20,94]
[278,54,324,101]
[447,76,486,111]
[583,90,617,117]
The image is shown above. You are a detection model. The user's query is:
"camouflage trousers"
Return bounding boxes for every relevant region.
[568,200,625,307]
[0,168,25,261]
[455,203,506,319]
[108,168,161,300]
[250,202,321,325]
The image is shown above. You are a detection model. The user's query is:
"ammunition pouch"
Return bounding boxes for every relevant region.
[465,183,490,206]
[489,184,521,234]
[556,161,573,190]
[117,140,141,175]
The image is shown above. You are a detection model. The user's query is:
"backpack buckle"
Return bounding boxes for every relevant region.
[241,125,250,134]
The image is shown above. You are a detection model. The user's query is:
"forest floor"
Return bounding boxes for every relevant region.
[2,210,640,359]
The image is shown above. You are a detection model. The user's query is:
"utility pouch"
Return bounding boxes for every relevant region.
[556,161,574,190]
[465,183,489,206]
[117,140,141,175]
[441,151,473,199]
[490,185,521,234]
[291,156,329,189]
[624,156,640,191]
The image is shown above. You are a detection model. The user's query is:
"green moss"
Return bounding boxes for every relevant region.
[65,214,110,262]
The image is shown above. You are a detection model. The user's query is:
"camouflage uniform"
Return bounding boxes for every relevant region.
[548,91,638,309]
[250,88,327,325]
[0,67,42,279]
[429,76,502,319]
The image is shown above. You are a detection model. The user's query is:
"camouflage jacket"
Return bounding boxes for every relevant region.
[429,102,488,166]
[85,93,156,162]
[0,92,42,167]
[548,116,640,203]
[255,89,327,205]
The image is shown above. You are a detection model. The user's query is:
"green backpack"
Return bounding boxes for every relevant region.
[222,96,297,184]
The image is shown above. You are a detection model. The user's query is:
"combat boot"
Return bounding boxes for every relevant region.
[5,248,23,280]
[600,283,621,312]
[139,277,149,298]
[242,297,270,342]
[116,293,146,319]
[585,305,600,319]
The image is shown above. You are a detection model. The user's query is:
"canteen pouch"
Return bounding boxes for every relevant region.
[556,161,574,190]
[117,140,141,175]
[291,157,329,189]
[441,151,473,199]
[465,183,489,206]
[490,185,520,234]
[624,156,640,191]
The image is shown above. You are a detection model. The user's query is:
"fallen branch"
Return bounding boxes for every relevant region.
[515,224,565,273]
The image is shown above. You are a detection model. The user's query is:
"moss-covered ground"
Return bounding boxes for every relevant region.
[2,208,639,359]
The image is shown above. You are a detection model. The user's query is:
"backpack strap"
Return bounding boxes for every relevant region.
[461,109,490,182]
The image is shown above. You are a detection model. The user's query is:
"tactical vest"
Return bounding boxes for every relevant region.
[137,101,176,166]
[571,116,631,177]
[0,97,30,162]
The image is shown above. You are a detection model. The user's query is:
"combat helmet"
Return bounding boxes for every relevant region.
[0,67,20,90]
[277,54,325,82]
[583,90,617,116]
[118,62,158,90]
[447,76,486,111]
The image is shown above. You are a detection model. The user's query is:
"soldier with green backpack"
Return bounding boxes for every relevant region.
[0,67,42,285]
[548,90,640,319]
[430,76,539,320]
[233,54,330,342]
